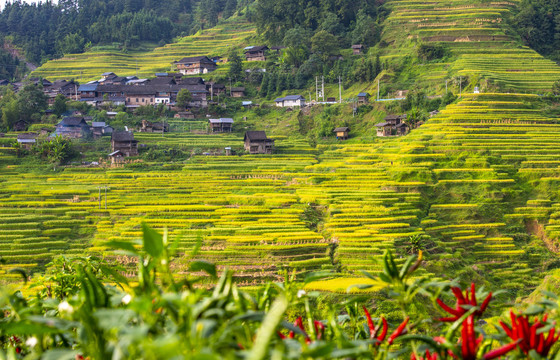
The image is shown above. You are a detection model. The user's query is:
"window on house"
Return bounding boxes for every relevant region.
[136,98,138,102]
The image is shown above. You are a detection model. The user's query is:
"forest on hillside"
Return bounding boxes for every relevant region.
[0,0,248,65]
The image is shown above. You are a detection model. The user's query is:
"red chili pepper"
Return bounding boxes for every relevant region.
[363,306,376,339]
[483,341,519,360]
[377,317,388,342]
[314,320,325,340]
[388,317,409,345]
[499,311,559,357]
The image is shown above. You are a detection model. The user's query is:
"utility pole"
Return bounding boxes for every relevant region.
[445,79,448,94]
[97,186,101,209]
[377,79,380,101]
[162,118,165,138]
[321,76,325,102]
[104,186,108,210]
[211,83,214,102]
[315,76,318,102]
[339,76,342,104]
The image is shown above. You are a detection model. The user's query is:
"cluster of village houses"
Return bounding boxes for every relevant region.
[4,43,419,161]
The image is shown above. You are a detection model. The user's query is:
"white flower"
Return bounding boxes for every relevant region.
[297,290,307,298]
[58,301,74,314]
[25,337,38,348]
[122,294,132,305]
[161,259,167,265]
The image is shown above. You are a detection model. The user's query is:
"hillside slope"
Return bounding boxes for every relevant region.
[31,17,255,82]
[379,0,560,94]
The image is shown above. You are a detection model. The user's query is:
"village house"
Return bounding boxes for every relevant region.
[46,80,79,103]
[0,79,9,86]
[175,111,195,120]
[54,117,92,139]
[175,56,217,75]
[358,92,369,105]
[140,120,169,133]
[333,127,350,140]
[17,133,38,149]
[244,46,269,61]
[91,122,114,138]
[244,131,274,154]
[274,95,305,108]
[209,118,234,133]
[375,122,393,137]
[230,87,245,98]
[111,131,138,157]
[207,82,226,96]
[352,45,365,55]
[396,123,409,136]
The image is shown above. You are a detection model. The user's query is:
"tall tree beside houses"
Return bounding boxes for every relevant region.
[228,50,244,82]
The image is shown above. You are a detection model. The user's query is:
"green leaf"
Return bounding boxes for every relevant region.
[541,290,559,300]
[42,349,80,360]
[304,271,333,284]
[247,295,288,360]
[105,240,139,255]
[189,261,217,279]
[142,223,164,258]
[7,268,27,283]
[346,284,374,293]
[524,304,545,316]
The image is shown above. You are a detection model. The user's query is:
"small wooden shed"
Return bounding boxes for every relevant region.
[352,45,365,55]
[244,131,274,154]
[333,127,350,140]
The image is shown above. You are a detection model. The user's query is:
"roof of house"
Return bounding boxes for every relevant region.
[385,115,400,121]
[58,117,87,127]
[242,101,253,106]
[17,133,38,140]
[181,77,205,85]
[92,122,106,127]
[102,72,116,76]
[175,56,215,65]
[209,118,234,124]
[275,95,305,102]
[109,150,123,156]
[375,122,391,127]
[244,131,271,141]
[333,127,349,132]
[396,123,408,128]
[358,92,369,97]
[112,131,136,142]
[79,84,98,92]
[245,45,269,53]
[231,87,245,92]
[352,44,365,49]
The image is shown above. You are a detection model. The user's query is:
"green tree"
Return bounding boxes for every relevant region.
[351,9,378,47]
[56,33,85,55]
[310,30,339,61]
[0,87,19,130]
[176,89,192,109]
[553,79,560,95]
[228,50,244,82]
[53,94,68,117]
[18,84,48,123]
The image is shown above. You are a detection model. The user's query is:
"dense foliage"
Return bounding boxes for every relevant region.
[0,0,251,64]
[0,47,26,80]
[512,0,560,60]
[0,84,48,130]
[1,226,559,359]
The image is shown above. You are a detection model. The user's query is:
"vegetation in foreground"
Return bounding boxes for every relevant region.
[1,226,559,359]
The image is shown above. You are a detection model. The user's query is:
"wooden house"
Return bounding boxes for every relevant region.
[333,127,350,140]
[384,115,402,126]
[140,120,169,133]
[375,122,393,137]
[352,45,365,55]
[358,92,369,105]
[175,111,195,120]
[111,131,138,157]
[175,56,217,75]
[230,87,245,98]
[91,122,114,138]
[244,131,274,154]
[244,46,269,61]
[396,123,409,135]
[209,118,234,133]
[54,117,92,139]
[17,133,38,149]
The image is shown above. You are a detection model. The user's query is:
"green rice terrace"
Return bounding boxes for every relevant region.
[381,0,560,93]
[30,17,255,82]
[1,93,560,298]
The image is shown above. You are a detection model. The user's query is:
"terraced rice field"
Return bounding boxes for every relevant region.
[1,93,559,295]
[382,0,560,92]
[31,18,255,82]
